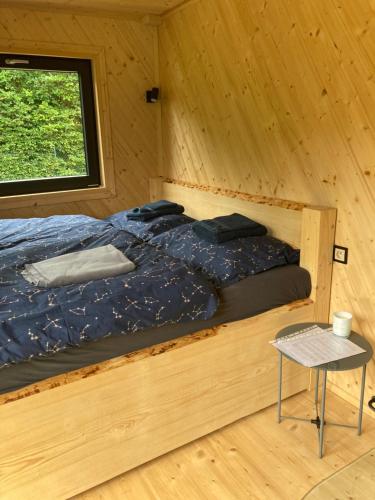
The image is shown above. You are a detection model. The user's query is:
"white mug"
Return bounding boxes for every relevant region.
[332,311,352,338]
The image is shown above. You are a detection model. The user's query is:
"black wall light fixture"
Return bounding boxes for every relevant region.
[146,87,159,103]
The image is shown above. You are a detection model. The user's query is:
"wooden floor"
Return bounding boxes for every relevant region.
[305,448,375,500]
[75,391,375,500]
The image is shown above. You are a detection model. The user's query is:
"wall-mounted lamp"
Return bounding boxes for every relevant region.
[145,87,159,103]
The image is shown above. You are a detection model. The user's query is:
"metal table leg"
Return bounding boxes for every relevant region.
[319,370,327,458]
[358,364,367,436]
[315,368,320,406]
[277,352,283,423]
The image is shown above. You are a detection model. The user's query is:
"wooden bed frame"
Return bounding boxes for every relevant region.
[0,178,336,499]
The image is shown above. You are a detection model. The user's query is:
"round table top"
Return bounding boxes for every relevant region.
[276,322,373,371]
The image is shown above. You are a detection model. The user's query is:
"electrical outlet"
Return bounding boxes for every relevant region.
[333,245,348,264]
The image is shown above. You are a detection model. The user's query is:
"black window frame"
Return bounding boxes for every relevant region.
[0,53,101,197]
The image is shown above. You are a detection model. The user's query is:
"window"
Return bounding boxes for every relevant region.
[0,54,101,196]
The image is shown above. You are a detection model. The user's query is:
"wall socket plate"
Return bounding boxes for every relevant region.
[333,245,348,264]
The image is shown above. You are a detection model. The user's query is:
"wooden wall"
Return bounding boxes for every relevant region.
[0,6,159,218]
[159,0,375,409]
[5,0,185,15]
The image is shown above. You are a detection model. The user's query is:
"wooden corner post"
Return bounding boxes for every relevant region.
[300,207,337,322]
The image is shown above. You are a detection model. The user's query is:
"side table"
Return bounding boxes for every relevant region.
[276,322,373,458]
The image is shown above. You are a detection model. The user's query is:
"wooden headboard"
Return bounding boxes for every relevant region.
[150,177,337,322]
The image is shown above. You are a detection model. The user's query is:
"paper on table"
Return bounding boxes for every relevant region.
[271,325,366,367]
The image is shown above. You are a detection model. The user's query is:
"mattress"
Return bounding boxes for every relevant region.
[0,265,311,394]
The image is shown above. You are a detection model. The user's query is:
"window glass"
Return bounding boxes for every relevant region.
[0,54,100,196]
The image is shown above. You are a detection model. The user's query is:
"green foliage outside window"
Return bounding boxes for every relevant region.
[0,69,87,182]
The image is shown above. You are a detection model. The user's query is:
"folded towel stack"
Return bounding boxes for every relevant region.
[192,213,267,243]
[22,244,135,287]
[126,200,184,222]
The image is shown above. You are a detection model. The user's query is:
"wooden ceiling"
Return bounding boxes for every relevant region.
[3,0,187,15]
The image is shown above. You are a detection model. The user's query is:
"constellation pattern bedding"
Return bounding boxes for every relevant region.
[149,223,300,287]
[0,215,218,368]
[106,210,194,241]
[0,263,311,395]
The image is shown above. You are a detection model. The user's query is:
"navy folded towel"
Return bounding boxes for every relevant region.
[127,200,184,221]
[192,213,267,243]
[284,247,300,265]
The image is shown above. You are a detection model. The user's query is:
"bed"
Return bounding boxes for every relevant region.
[0,178,336,499]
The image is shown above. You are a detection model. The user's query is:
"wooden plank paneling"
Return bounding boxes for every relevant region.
[159,0,375,413]
[2,0,185,15]
[0,6,159,218]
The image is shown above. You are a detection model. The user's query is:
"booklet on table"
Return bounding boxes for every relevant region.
[271,325,365,367]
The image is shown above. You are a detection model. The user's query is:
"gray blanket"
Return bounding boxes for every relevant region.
[21,244,135,287]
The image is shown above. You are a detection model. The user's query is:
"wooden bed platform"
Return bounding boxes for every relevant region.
[0,178,336,499]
